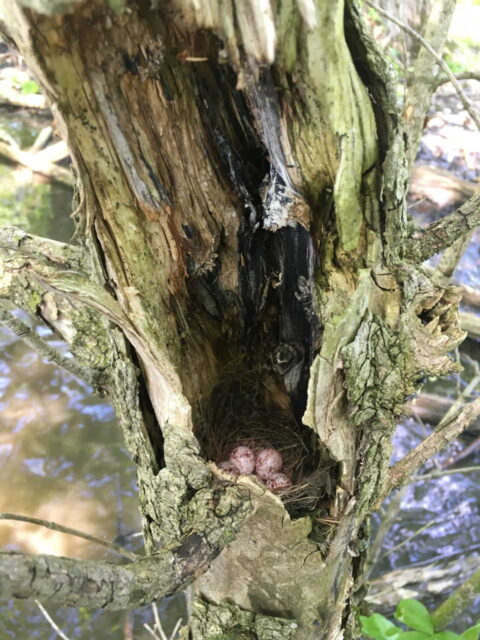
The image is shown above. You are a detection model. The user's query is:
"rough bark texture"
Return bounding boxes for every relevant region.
[402,0,456,169]
[0,506,249,610]
[0,1,470,639]
[405,193,480,263]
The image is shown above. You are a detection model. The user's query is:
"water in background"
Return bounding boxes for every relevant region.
[0,109,185,639]
[371,80,480,629]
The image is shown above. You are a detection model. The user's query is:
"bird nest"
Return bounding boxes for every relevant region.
[200,368,331,514]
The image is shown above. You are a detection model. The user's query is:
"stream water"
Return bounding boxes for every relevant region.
[0,109,186,639]
[0,94,479,638]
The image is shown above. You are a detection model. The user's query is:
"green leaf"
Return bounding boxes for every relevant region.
[395,600,434,634]
[461,624,480,640]
[20,80,40,95]
[361,614,401,640]
[396,633,432,640]
[433,633,460,640]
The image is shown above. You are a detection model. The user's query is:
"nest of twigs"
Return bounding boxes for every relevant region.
[202,369,308,482]
[200,366,336,520]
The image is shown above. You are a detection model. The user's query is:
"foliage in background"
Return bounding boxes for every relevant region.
[361,599,480,640]
[367,1,480,89]
[20,79,39,95]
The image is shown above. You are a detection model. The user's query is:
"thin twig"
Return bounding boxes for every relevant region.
[152,603,167,640]
[35,600,71,640]
[398,543,480,571]
[0,512,140,561]
[414,465,480,482]
[379,397,480,503]
[384,517,438,557]
[144,610,183,640]
[366,0,480,132]
[0,304,102,388]
[437,373,480,429]
[383,502,464,558]
[144,624,162,640]
[380,499,469,565]
[441,435,480,469]
[436,72,480,88]
[171,619,183,639]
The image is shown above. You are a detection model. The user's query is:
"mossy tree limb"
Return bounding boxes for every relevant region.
[0,527,235,610]
[431,566,480,631]
[405,192,480,263]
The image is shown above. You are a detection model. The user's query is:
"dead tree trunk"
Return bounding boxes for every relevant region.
[0,0,473,638]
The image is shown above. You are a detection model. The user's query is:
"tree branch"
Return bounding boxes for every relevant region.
[380,397,480,501]
[0,226,84,270]
[0,532,220,610]
[404,192,480,263]
[0,137,72,185]
[0,513,138,561]
[436,72,480,88]
[0,226,137,338]
[431,566,480,630]
[0,83,48,109]
[368,553,480,611]
[401,0,455,169]
[366,0,480,133]
[414,465,480,482]
[0,304,105,387]
[434,231,474,281]
[0,226,117,377]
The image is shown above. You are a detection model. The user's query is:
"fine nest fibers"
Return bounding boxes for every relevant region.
[201,368,333,515]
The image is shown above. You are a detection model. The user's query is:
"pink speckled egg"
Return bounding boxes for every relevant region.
[255,448,283,479]
[229,446,255,475]
[265,472,292,491]
[218,460,240,476]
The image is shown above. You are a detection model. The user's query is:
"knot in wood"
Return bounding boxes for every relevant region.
[272,342,301,374]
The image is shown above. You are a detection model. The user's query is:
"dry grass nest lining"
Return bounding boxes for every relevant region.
[201,371,311,488]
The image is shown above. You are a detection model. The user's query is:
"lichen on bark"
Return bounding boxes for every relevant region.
[191,599,299,640]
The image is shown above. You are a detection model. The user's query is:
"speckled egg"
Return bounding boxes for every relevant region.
[265,472,292,491]
[229,446,256,475]
[218,460,240,476]
[255,448,283,479]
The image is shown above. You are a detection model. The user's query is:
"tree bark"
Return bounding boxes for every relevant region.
[0,530,228,610]
[0,1,471,639]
